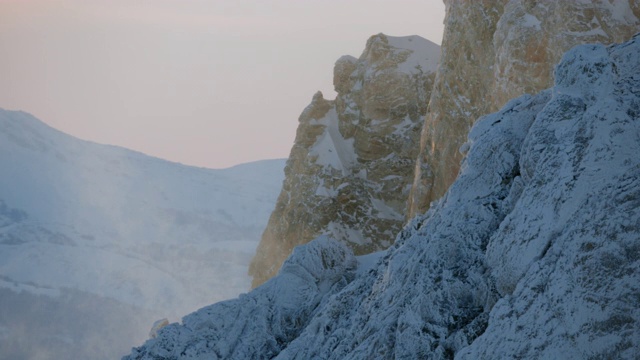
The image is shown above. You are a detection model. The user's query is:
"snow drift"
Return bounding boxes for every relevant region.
[125,34,640,359]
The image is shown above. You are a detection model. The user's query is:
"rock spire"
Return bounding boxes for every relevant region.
[249,34,440,287]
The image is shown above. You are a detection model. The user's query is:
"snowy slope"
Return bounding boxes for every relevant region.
[0,109,285,358]
[125,34,640,359]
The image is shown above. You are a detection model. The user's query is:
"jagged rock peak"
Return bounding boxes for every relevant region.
[125,34,640,359]
[299,91,332,122]
[311,90,325,102]
[249,33,440,287]
[408,0,640,218]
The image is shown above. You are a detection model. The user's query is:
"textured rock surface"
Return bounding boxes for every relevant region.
[408,0,640,217]
[125,34,640,360]
[124,236,357,359]
[249,34,440,287]
[457,34,640,360]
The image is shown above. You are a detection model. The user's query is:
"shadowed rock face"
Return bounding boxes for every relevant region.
[408,0,640,218]
[249,34,440,287]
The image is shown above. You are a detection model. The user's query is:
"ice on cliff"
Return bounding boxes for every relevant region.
[125,35,640,359]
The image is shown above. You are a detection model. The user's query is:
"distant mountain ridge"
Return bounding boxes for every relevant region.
[0,108,285,358]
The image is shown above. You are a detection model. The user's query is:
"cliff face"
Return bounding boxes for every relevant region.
[249,34,440,287]
[408,0,640,217]
[125,34,640,359]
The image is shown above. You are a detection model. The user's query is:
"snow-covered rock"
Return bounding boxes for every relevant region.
[408,0,640,217]
[149,319,170,339]
[249,33,440,287]
[458,34,640,360]
[125,33,640,359]
[0,109,285,358]
[125,236,356,359]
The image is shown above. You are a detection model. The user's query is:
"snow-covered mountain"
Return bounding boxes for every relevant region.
[125,33,640,360]
[0,109,285,359]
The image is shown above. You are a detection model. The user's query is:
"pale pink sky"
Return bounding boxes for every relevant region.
[0,0,445,169]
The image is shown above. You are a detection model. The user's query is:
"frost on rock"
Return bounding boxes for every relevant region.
[124,236,356,359]
[125,35,640,359]
[277,90,551,360]
[149,319,169,339]
[458,34,640,360]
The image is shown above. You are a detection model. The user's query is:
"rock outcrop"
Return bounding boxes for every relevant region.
[249,34,440,287]
[125,34,640,359]
[126,236,357,359]
[408,0,640,217]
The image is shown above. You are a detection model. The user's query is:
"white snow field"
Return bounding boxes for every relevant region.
[0,109,285,359]
[125,34,640,359]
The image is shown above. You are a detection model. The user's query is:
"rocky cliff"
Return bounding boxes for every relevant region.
[249,34,440,287]
[125,34,640,359]
[408,0,640,217]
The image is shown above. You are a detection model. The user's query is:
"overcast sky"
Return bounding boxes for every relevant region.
[0,0,445,168]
